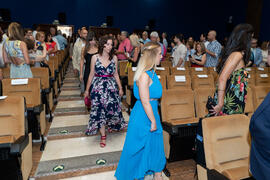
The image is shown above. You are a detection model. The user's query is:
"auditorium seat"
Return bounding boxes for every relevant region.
[0,96,32,180]
[170,67,190,75]
[247,73,255,87]
[208,67,218,83]
[190,67,208,76]
[253,86,270,109]
[194,88,215,118]
[156,67,169,76]
[127,67,135,87]
[119,61,128,77]
[161,89,198,161]
[198,114,251,180]
[191,74,215,90]
[245,87,254,115]
[158,75,166,90]
[160,61,172,67]
[255,73,270,86]
[2,78,47,150]
[167,75,191,90]
[255,67,269,74]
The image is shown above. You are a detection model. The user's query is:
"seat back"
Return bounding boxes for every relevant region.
[245,87,254,114]
[190,67,208,76]
[157,75,166,90]
[0,96,25,141]
[255,73,270,86]
[192,74,215,90]
[202,114,250,175]
[160,61,172,67]
[47,59,55,78]
[167,75,191,90]
[194,88,215,118]
[253,86,270,109]
[50,56,59,71]
[119,61,128,77]
[255,67,269,74]
[247,73,255,87]
[170,67,190,75]
[31,67,50,90]
[2,78,41,108]
[155,67,169,76]
[161,89,196,125]
[2,67,10,79]
[127,67,136,86]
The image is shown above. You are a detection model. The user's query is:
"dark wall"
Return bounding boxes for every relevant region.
[1,0,247,40]
[260,0,270,41]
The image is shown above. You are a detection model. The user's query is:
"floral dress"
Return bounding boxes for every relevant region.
[208,68,248,116]
[86,58,127,135]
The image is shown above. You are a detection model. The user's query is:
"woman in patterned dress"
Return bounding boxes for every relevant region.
[196,24,254,166]
[84,35,127,147]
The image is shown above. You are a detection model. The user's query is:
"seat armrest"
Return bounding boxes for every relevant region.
[10,134,29,155]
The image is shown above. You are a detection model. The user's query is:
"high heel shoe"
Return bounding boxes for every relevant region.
[100,135,106,148]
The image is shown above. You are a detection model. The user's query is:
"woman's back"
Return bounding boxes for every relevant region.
[5,40,24,59]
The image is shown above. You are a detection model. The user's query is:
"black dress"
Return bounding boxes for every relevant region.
[84,52,97,90]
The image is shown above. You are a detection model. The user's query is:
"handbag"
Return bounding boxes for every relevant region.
[206,96,216,114]
[84,96,91,108]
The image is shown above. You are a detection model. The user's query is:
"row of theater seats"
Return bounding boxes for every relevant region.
[0,49,70,180]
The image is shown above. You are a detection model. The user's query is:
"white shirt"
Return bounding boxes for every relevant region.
[204,41,209,49]
[172,43,187,67]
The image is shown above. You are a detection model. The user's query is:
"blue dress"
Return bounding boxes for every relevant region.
[115,70,166,180]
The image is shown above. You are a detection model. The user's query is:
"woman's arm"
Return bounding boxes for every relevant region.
[21,41,31,65]
[129,47,139,63]
[211,52,243,115]
[113,56,123,96]
[80,47,85,82]
[137,72,157,131]
[192,54,206,65]
[2,44,10,64]
[84,55,97,97]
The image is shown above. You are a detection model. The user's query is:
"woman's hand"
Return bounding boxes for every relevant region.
[84,90,89,98]
[80,74,83,82]
[119,88,124,97]
[150,121,157,132]
[209,104,223,116]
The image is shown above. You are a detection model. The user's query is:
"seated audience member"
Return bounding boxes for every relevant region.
[190,42,207,67]
[247,38,262,67]
[250,92,270,180]
[25,38,47,63]
[142,31,151,44]
[3,22,33,78]
[205,30,222,67]
[171,33,187,67]
[49,26,60,49]
[116,31,133,61]
[259,41,269,67]
[55,30,67,50]
[24,28,34,41]
[185,41,195,61]
[128,34,141,67]
[35,31,48,67]
[200,33,209,48]
[45,33,58,56]
[162,32,168,49]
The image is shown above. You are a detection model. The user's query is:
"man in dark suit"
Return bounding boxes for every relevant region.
[250,92,270,180]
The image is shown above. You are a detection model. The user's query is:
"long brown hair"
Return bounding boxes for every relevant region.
[84,31,97,56]
[98,35,114,60]
[8,22,24,41]
[261,41,269,51]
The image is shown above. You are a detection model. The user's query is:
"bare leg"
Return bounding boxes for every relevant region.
[100,125,106,146]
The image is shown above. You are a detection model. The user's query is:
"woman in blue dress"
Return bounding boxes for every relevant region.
[115,42,166,180]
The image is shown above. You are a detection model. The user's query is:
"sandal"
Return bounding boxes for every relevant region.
[100,135,106,148]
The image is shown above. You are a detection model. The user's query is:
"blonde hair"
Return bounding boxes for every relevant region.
[8,22,24,41]
[35,31,45,41]
[196,42,206,54]
[134,42,161,81]
[129,34,140,47]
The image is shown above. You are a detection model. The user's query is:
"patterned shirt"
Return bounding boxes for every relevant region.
[205,40,222,67]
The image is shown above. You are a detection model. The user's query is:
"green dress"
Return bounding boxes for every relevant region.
[208,68,248,116]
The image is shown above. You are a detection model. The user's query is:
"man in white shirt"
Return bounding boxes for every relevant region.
[172,34,187,67]
[72,28,88,93]
[200,33,209,49]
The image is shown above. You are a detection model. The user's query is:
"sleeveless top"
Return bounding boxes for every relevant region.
[191,52,205,67]
[5,40,24,59]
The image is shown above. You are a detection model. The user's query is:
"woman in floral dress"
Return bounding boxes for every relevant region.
[84,35,127,147]
[196,24,254,166]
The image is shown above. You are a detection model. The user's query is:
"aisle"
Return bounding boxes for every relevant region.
[33,64,129,179]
